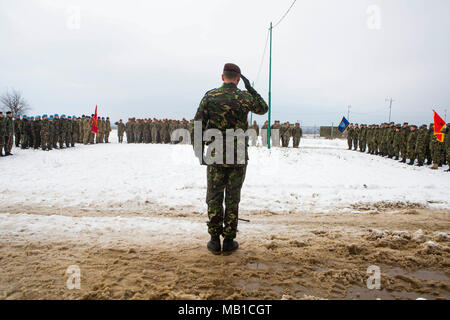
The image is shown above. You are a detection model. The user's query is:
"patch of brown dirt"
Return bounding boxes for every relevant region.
[0,208,448,300]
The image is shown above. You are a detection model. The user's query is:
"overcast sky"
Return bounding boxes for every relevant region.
[1,0,449,126]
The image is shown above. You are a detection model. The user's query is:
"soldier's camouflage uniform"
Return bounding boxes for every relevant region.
[445,125,450,170]
[250,123,259,146]
[14,117,21,147]
[430,125,445,166]
[407,129,418,163]
[400,126,409,162]
[116,122,125,143]
[415,125,428,166]
[194,82,268,240]
[392,127,401,159]
[292,126,302,148]
[352,126,359,150]
[346,126,353,150]
[105,119,111,143]
[359,125,367,152]
[33,118,41,149]
[281,124,291,147]
[0,114,5,155]
[40,118,51,151]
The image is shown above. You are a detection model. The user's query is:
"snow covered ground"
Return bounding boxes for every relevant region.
[0,131,449,214]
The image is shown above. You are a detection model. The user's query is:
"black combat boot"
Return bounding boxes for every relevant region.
[394,156,398,160]
[5,152,12,156]
[408,160,414,165]
[222,238,239,255]
[207,236,221,255]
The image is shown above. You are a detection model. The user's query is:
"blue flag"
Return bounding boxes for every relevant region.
[338,116,350,132]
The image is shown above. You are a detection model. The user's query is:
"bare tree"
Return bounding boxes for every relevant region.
[0,89,31,116]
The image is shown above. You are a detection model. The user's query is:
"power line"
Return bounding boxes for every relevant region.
[272,0,297,28]
[254,28,270,85]
[254,0,297,85]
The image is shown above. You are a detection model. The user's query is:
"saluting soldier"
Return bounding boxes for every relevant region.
[193,63,268,255]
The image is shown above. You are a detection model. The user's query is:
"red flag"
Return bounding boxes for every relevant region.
[433,110,446,142]
[92,105,99,135]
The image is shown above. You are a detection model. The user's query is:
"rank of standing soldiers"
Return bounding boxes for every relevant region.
[116,118,304,148]
[0,112,112,156]
[345,122,450,171]
[117,118,193,144]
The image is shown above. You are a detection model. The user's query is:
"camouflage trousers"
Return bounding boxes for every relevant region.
[5,135,13,153]
[83,130,90,144]
[359,139,366,152]
[206,165,247,240]
[416,145,426,165]
[293,137,300,148]
[431,143,445,165]
[15,133,21,147]
[347,137,352,149]
[407,146,416,162]
[352,137,358,150]
[400,142,407,160]
[393,143,400,158]
[40,131,52,150]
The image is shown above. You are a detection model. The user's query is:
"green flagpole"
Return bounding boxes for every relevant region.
[268,22,272,149]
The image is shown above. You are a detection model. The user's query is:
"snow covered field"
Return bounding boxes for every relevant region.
[0,131,448,214]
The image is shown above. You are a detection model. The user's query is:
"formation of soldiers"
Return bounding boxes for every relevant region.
[116,118,304,148]
[116,118,193,144]
[0,112,111,156]
[346,122,450,171]
[260,120,303,148]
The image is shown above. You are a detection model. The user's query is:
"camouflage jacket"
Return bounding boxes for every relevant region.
[0,117,5,136]
[33,120,41,135]
[400,127,410,146]
[40,119,49,135]
[14,119,21,134]
[393,130,401,147]
[5,116,14,135]
[407,130,418,152]
[117,122,125,135]
[292,127,302,138]
[194,82,268,166]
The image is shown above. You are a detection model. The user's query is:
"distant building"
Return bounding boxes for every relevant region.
[320,126,344,138]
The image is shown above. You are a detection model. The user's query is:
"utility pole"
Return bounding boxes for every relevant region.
[347,105,351,121]
[386,98,394,122]
[267,22,273,149]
